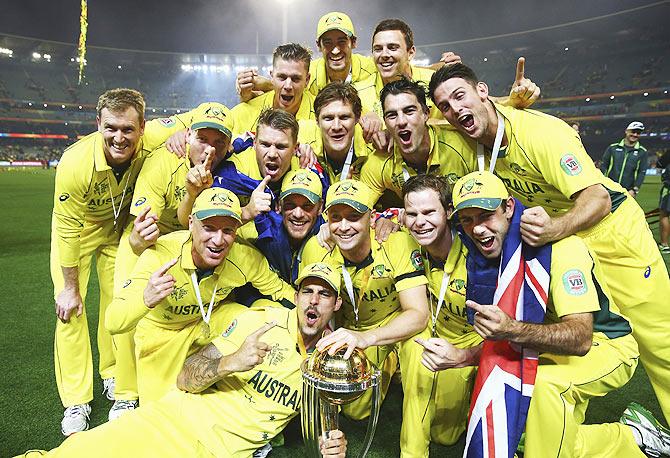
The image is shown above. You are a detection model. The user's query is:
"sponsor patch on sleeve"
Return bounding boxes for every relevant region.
[222,319,237,337]
[410,250,424,271]
[559,154,582,176]
[158,117,176,127]
[134,196,147,207]
[562,269,587,296]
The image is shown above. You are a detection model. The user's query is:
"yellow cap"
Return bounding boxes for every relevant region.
[192,187,242,223]
[452,171,509,214]
[316,12,355,41]
[297,262,340,294]
[324,179,373,213]
[190,102,233,139]
[280,169,322,204]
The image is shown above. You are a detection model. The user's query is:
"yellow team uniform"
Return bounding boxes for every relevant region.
[405,235,482,458]
[300,120,373,183]
[229,90,316,137]
[523,235,640,457]
[306,53,377,96]
[484,102,670,422]
[301,230,433,456]
[353,66,440,120]
[360,124,477,206]
[19,307,306,458]
[106,230,296,402]
[50,114,191,407]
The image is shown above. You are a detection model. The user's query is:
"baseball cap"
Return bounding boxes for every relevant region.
[191,187,242,223]
[297,262,340,295]
[279,169,322,204]
[626,121,644,131]
[452,171,509,214]
[324,179,374,213]
[316,12,355,41]
[190,102,233,139]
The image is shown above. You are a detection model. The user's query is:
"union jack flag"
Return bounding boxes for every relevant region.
[460,199,551,458]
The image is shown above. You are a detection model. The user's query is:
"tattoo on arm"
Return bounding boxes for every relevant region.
[177,344,225,393]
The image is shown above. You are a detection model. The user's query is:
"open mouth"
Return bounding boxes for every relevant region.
[265,162,280,177]
[110,143,128,153]
[398,130,412,144]
[458,114,475,131]
[280,94,294,104]
[305,309,319,325]
[379,61,395,71]
[478,236,494,249]
[207,246,224,256]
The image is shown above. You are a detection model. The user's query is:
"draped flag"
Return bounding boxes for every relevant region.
[459,199,551,458]
[77,0,88,84]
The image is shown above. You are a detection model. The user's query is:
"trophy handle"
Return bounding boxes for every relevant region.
[301,382,322,457]
[358,372,382,458]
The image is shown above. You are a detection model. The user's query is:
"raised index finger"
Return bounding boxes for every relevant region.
[249,320,277,339]
[155,258,178,276]
[515,57,525,83]
[255,175,272,192]
[203,147,216,170]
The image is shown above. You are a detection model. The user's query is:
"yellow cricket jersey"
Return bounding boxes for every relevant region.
[300,120,373,183]
[547,236,632,339]
[177,306,306,456]
[360,123,478,204]
[424,236,481,348]
[229,90,316,137]
[489,102,628,214]
[300,230,428,329]
[107,231,296,333]
[306,53,377,96]
[129,146,189,235]
[52,114,192,267]
[353,66,440,120]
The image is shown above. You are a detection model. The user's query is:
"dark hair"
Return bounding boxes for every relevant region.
[256,108,299,143]
[380,78,429,114]
[402,174,452,213]
[428,63,479,103]
[273,43,312,73]
[96,88,145,123]
[373,19,414,49]
[314,82,362,120]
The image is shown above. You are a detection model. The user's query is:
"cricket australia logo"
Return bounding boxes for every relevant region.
[326,14,343,25]
[93,180,110,196]
[170,283,189,301]
[291,171,313,186]
[449,278,466,295]
[372,264,390,278]
[334,181,358,197]
[509,162,527,176]
[458,178,484,198]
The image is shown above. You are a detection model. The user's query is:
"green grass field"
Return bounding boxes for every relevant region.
[0,169,667,457]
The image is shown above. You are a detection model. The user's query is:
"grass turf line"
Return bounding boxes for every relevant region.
[0,169,666,457]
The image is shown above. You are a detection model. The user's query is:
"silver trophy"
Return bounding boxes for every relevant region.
[301,345,382,457]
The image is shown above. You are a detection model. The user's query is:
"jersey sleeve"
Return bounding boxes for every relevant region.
[52,150,91,267]
[105,245,161,334]
[141,106,207,151]
[211,309,261,355]
[237,243,297,308]
[548,237,601,318]
[129,148,170,219]
[386,231,429,292]
[359,152,388,204]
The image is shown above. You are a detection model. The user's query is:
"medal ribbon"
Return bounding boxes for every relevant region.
[476,110,505,173]
[108,161,134,228]
[190,272,218,325]
[341,265,372,326]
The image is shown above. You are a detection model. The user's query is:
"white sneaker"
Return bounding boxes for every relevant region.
[102,378,115,401]
[252,442,273,458]
[108,399,138,421]
[621,402,670,457]
[61,404,91,436]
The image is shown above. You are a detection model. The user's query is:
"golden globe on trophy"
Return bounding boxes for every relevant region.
[301,344,382,457]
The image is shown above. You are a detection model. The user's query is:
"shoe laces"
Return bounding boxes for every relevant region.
[64,405,89,418]
[113,400,137,410]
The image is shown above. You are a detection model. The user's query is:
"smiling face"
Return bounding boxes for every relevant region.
[189,215,240,270]
[296,277,341,341]
[457,198,514,259]
[404,188,451,251]
[432,77,493,142]
[270,58,310,115]
[372,29,415,84]
[97,107,145,167]
[281,193,321,245]
[317,99,357,158]
[327,204,370,255]
[624,129,641,146]
[254,124,296,183]
[383,92,430,160]
[187,127,230,168]
[318,29,356,77]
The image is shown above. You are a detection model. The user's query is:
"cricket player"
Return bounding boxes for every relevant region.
[403,174,481,456]
[105,187,296,403]
[360,78,477,207]
[429,62,670,424]
[301,179,435,457]
[17,263,348,458]
[420,171,665,458]
[600,121,649,197]
[108,103,234,419]
[51,88,198,435]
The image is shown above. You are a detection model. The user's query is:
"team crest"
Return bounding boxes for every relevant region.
[222,319,237,337]
[410,250,424,270]
[449,278,466,294]
[446,173,459,185]
[372,264,388,278]
[291,171,313,185]
[334,181,358,196]
[326,14,343,25]
[169,284,189,301]
[559,154,582,176]
[458,178,484,198]
[211,191,234,207]
[509,163,527,176]
[562,269,587,296]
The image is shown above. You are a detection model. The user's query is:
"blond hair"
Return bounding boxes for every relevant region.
[96,88,145,123]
